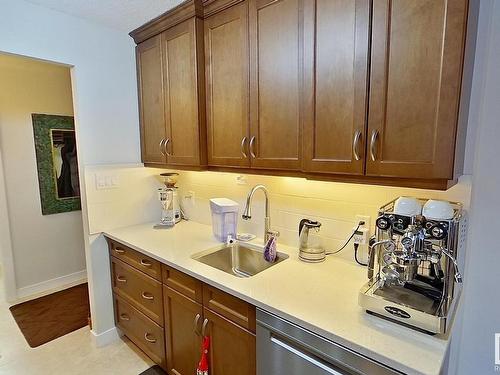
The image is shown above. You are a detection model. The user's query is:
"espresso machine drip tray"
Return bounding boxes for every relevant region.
[373,284,439,315]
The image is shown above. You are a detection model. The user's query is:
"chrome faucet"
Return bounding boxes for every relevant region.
[242,185,279,244]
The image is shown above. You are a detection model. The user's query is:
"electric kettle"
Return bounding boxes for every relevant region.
[298,219,325,263]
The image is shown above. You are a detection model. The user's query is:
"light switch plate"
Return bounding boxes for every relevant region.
[95,173,120,190]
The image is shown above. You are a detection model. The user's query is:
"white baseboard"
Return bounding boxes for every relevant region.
[91,326,121,347]
[15,270,87,303]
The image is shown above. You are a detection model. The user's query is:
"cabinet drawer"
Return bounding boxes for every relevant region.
[107,238,162,281]
[203,284,256,333]
[114,294,166,369]
[111,257,164,326]
[162,264,203,303]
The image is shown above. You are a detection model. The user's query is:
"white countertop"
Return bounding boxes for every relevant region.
[105,220,450,375]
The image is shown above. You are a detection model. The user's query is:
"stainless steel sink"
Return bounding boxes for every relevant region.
[193,243,289,278]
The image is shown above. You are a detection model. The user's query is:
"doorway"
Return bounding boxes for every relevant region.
[0,53,87,304]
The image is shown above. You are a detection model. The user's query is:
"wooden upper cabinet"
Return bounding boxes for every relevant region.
[248,0,302,170]
[367,0,469,179]
[161,18,207,167]
[136,35,167,165]
[205,2,250,168]
[303,0,370,175]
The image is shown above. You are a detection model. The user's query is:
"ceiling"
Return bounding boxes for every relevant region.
[25,0,185,32]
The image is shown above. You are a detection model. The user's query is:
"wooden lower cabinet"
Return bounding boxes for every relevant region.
[204,307,256,375]
[163,285,203,375]
[108,239,257,374]
[114,294,167,369]
[163,283,257,375]
[111,257,164,326]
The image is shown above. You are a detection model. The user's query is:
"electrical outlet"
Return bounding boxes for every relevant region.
[355,215,370,228]
[353,227,369,245]
[184,190,195,202]
[236,175,248,185]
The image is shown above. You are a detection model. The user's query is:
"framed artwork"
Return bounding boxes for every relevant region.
[32,114,81,215]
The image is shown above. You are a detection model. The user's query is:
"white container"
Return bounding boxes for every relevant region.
[394,196,422,216]
[209,198,239,242]
[422,199,454,220]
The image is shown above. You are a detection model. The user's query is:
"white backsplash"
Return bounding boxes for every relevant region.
[84,164,165,234]
[177,171,472,263]
[83,164,472,264]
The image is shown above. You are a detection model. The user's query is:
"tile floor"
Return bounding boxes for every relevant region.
[0,277,154,375]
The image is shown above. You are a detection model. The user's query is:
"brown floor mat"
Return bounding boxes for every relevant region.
[9,283,90,347]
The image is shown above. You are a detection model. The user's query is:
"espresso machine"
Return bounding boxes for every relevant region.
[359,198,466,334]
[155,172,181,228]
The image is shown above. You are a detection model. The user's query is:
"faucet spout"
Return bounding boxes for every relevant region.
[242,185,275,244]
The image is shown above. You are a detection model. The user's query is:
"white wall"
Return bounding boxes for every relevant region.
[0,0,142,341]
[0,0,141,166]
[0,54,86,298]
[452,1,500,374]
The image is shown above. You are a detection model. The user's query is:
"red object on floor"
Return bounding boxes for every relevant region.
[197,336,210,375]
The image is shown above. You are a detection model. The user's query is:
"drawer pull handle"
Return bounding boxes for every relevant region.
[194,313,201,336]
[140,259,152,267]
[201,318,209,337]
[144,333,157,343]
[119,314,130,321]
[141,292,154,300]
[117,276,127,283]
[115,248,125,254]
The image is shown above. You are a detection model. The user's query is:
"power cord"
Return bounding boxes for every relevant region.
[354,243,368,266]
[325,221,365,256]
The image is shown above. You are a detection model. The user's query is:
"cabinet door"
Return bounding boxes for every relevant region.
[249,0,302,170]
[137,35,167,165]
[163,286,203,375]
[303,0,370,175]
[367,0,468,179]
[204,307,256,375]
[205,2,250,168]
[162,18,206,166]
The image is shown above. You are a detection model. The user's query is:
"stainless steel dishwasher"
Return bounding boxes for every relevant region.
[257,309,402,375]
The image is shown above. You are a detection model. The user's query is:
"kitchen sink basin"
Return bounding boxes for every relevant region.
[193,243,289,278]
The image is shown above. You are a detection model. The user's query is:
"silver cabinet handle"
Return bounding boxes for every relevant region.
[270,336,343,375]
[370,130,379,161]
[119,313,130,321]
[141,292,154,300]
[249,136,256,158]
[241,137,248,158]
[144,333,157,343]
[353,130,362,161]
[140,259,152,267]
[114,247,125,254]
[116,276,127,283]
[194,313,201,336]
[164,138,171,156]
[159,139,166,156]
[201,318,209,336]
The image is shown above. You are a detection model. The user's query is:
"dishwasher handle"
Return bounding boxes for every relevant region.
[271,336,344,375]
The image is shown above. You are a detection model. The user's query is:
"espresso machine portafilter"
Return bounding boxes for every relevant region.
[359,198,466,334]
